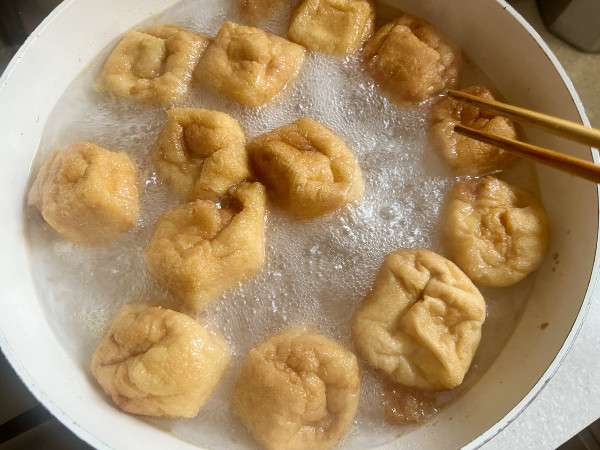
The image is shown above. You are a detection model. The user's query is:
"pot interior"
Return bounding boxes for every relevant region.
[0,0,596,449]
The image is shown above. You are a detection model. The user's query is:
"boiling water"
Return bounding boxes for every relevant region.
[26,0,538,448]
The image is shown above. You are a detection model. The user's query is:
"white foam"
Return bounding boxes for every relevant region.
[26,0,537,448]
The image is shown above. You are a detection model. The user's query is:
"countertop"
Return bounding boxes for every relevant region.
[0,0,599,449]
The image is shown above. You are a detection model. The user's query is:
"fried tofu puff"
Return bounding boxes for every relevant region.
[240,0,286,25]
[232,328,360,450]
[288,0,375,55]
[28,142,139,246]
[363,14,460,103]
[145,182,266,311]
[152,108,250,200]
[431,86,518,175]
[352,249,486,391]
[99,25,209,104]
[91,304,229,417]
[194,22,305,106]
[248,117,364,218]
[444,177,549,287]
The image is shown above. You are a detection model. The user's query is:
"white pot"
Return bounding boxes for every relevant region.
[0,0,597,449]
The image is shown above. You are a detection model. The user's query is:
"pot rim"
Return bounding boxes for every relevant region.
[465,1,599,448]
[0,1,597,449]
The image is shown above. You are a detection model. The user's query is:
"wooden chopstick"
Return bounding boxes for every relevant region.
[447,89,600,149]
[454,124,600,183]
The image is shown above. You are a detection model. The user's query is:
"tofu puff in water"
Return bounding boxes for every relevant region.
[152,108,250,201]
[430,86,518,175]
[91,304,229,418]
[288,0,375,56]
[194,21,305,106]
[145,182,266,311]
[363,14,460,103]
[247,117,364,218]
[232,328,360,450]
[352,249,486,391]
[240,0,286,25]
[98,25,209,105]
[28,142,139,246]
[444,177,549,287]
